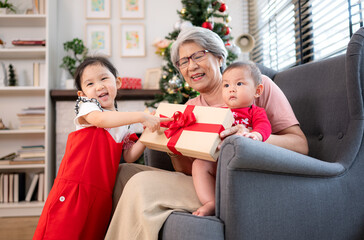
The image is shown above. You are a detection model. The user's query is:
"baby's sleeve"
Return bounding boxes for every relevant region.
[122,123,141,150]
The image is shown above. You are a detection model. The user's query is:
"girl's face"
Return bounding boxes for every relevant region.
[178,42,222,93]
[77,64,121,111]
[222,68,263,109]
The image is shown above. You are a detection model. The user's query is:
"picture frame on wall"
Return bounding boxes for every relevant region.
[85,0,111,19]
[120,23,145,57]
[120,0,144,19]
[144,68,162,89]
[86,23,111,56]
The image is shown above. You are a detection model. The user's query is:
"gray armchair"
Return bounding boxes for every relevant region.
[144,27,364,240]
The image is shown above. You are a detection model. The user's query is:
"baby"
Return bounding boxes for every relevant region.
[192,61,272,216]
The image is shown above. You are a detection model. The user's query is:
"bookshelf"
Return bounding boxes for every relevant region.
[0,1,55,217]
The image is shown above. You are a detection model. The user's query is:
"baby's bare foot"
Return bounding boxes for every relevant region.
[192,201,215,216]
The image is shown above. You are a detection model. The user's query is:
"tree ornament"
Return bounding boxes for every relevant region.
[180,21,193,29]
[219,3,227,12]
[202,21,213,30]
[224,26,231,35]
[181,8,186,15]
[226,15,232,23]
[174,20,182,31]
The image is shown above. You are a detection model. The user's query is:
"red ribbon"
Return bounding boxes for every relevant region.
[160,105,225,155]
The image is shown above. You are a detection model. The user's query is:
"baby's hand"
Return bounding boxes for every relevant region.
[239,131,262,141]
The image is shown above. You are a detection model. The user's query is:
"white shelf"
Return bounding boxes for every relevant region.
[0,14,46,27]
[0,201,44,217]
[0,164,45,170]
[0,1,52,218]
[0,129,45,134]
[0,47,46,59]
[0,86,46,95]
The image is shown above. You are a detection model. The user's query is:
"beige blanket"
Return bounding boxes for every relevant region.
[106,167,201,240]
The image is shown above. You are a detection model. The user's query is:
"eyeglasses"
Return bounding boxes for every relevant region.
[175,50,210,69]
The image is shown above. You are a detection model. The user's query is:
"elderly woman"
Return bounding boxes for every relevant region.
[105,27,308,239]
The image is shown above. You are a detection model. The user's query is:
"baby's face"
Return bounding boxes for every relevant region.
[222,68,258,109]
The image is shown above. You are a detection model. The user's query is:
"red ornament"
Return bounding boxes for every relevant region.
[202,21,213,30]
[224,26,230,35]
[219,3,227,12]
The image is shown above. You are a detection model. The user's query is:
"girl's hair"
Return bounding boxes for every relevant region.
[171,26,228,72]
[223,61,262,86]
[74,56,118,91]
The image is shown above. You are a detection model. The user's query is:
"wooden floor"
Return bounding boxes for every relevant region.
[0,216,39,240]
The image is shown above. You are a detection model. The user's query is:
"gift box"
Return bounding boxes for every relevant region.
[139,103,234,161]
[120,77,142,89]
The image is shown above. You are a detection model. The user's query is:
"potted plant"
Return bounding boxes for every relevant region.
[60,38,88,78]
[0,0,16,14]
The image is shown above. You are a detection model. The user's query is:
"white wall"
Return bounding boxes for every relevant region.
[54,0,246,88]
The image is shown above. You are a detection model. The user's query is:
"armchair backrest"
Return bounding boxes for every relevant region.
[261,27,364,168]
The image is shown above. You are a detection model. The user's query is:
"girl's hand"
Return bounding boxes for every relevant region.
[141,113,172,132]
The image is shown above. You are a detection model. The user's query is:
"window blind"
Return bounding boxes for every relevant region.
[248,0,363,70]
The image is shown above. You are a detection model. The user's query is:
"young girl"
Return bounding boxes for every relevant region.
[33,56,167,239]
[192,61,272,216]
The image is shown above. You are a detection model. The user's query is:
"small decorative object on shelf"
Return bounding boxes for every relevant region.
[8,64,17,86]
[120,77,142,89]
[0,118,7,130]
[0,0,16,14]
[0,38,5,48]
[12,40,46,46]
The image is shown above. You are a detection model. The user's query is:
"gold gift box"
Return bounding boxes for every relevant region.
[140,103,234,161]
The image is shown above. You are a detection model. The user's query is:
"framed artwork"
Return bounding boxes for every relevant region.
[144,68,162,89]
[85,0,111,19]
[120,0,144,19]
[86,23,111,56]
[120,23,145,57]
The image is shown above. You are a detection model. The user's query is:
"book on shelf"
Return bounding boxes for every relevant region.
[33,62,40,87]
[9,174,14,203]
[0,174,3,203]
[3,174,8,203]
[39,62,46,87]
[37,173,44,202]
[0,172,27,203]
[17,108,45,130]
[17,145,45,160]
[32,0,46,14]
[25,173,39,202]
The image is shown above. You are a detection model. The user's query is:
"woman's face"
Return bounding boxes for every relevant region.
[178,42,222,93]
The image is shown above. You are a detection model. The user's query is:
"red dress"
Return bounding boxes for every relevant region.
[33,127,136,239]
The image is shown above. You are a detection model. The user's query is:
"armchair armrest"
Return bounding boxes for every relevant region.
[215,136,348,240]
[218,135,345,177]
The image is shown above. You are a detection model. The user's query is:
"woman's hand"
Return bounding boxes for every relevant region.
[217,124,250,149]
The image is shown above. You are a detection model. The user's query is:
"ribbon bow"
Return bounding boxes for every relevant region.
[160,110,196,138]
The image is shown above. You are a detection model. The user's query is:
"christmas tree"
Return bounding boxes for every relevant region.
[8,64,16,86]
[146,0,240,108]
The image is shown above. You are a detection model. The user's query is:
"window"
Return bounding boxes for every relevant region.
[249,0,364,70]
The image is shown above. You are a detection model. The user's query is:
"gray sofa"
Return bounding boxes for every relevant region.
[143,27,364,240]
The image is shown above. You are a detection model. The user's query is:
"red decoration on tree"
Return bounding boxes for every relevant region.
[224,26,230,35]
[202,21,213,30]
[219,3,227,12]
